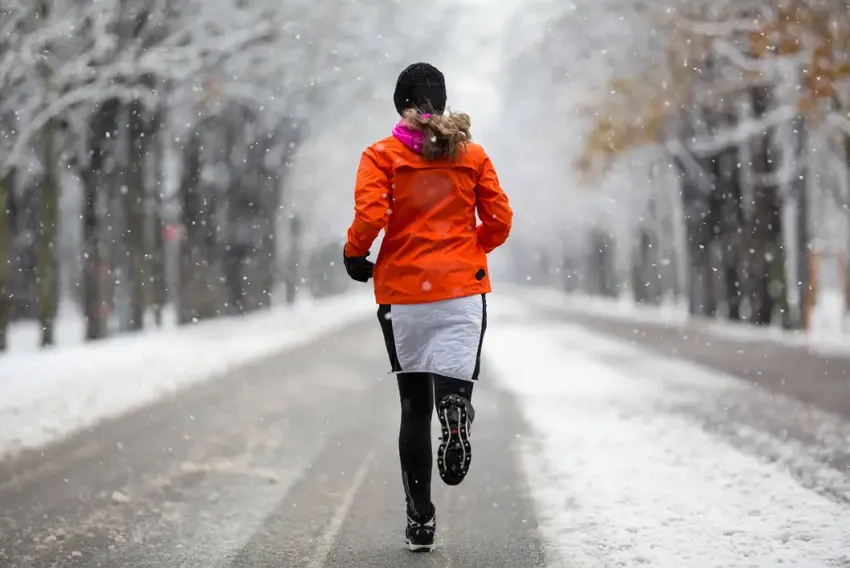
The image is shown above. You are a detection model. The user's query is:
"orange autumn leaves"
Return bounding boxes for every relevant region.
[751,2,850,105]
[574,74,677,181]
[576,1,850,182]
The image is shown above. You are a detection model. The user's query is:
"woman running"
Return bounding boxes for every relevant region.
[342,61,513,552]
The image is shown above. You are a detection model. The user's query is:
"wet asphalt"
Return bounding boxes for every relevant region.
[0,319,546,568]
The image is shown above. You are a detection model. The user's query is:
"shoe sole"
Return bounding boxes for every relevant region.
[437,394,472,486]
[405,538,435,552]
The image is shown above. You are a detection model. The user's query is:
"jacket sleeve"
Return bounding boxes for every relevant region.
[345,147,390,258]
[474,154,513,254]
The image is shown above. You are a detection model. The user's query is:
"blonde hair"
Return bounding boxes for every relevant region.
[403,108,472,161]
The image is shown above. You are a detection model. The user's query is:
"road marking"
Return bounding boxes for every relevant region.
[307,448,376,568]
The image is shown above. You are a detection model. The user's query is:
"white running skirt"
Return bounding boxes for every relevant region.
[378,294,487,382]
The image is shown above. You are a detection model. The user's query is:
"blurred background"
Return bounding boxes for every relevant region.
[3,3,850,565]
[2,0,850,350]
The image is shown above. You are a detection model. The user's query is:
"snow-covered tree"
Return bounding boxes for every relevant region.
[573,0,850,327]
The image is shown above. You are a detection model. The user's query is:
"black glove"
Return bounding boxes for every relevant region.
[343,249,374,283]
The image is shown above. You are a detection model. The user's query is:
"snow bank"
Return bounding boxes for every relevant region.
[485,296,850,567]
[5,303,180,353]
[0,292,375,458]
[505,283,850,356]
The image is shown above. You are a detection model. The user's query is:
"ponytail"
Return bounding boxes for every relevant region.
[403,108,472,161]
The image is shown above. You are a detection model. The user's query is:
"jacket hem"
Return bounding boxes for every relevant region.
[374,286,491,306]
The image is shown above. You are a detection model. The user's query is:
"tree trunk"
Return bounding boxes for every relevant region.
[178,129,204,324]
[232,129,273,314]
[123,100,148,331]
[82,166,103,340]
[37,126,59,347]
[82,100,118,341]
[258,188,277,309]
[745,86,785,326]
[36,0,58,347]
[698,247,718,316]
[770,237,793,329]
[0,173,10,351]
[151,109,167,327]
[745,179,783,326]
[716,147,743,320]
[224,244,246,314]
[285,215,302,305]
[631,230,650,304]
[844,130,850,323]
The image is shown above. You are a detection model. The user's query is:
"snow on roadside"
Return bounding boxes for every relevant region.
[506,283,850,357]
[484,296,850,567]
[6,303,179,353]
[0,291,375,459]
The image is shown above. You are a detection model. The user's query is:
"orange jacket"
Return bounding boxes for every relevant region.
[344,135,512,305]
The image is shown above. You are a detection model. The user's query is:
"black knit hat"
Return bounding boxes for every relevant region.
[393,62,447,116]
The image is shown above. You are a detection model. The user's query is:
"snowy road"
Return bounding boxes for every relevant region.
[0,316,544,568]
[1,293,849,567]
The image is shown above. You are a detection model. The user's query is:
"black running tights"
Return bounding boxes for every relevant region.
[397,372,473,517]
